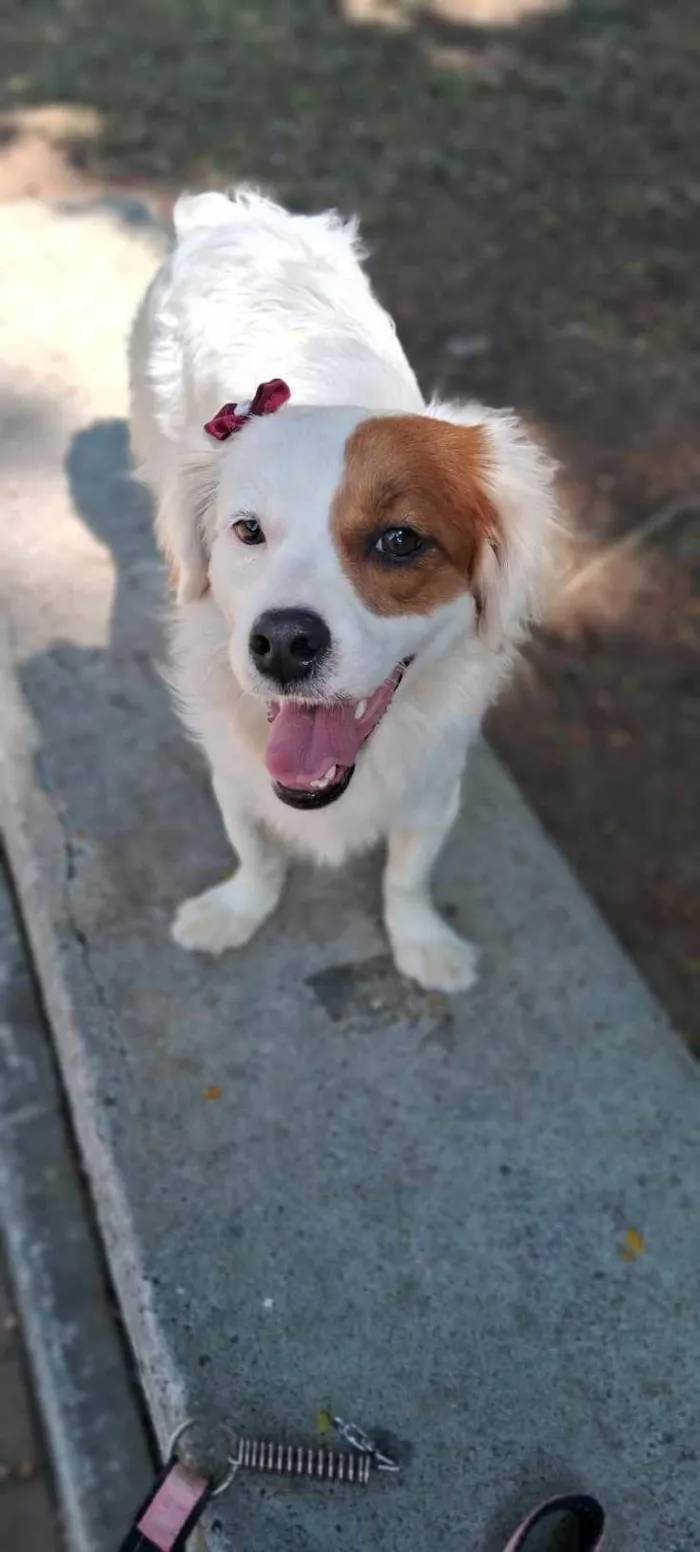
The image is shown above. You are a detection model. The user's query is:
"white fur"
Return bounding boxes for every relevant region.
[129,188,557,992]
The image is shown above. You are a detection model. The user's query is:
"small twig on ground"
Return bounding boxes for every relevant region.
[563,495,700,599]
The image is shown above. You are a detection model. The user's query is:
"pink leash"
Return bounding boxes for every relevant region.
[503,1494,605,1550]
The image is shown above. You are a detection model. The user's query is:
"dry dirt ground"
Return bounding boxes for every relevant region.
[1,0,698,1049]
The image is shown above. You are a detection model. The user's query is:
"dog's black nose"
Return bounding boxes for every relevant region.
[250,608,332,687]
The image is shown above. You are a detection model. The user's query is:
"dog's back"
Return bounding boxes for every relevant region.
[129,188,422,495]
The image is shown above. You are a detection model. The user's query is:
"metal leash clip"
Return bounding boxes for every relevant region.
[117,1413,398,1550]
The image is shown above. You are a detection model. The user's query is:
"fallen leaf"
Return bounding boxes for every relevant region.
[620,1227,645,1261]
[607,729,631,748]
[203,1084,222,1101]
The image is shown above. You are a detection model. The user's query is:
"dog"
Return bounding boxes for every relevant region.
[129,188,557,993]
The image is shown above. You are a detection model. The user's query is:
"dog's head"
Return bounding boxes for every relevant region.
[159,389,556,809]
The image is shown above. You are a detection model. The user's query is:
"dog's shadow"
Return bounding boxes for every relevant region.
[19,418,220,918]
[65,416,160,655]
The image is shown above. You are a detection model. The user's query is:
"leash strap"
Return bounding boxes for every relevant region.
[503,1494,605,1550]
[117,1457,212,1552]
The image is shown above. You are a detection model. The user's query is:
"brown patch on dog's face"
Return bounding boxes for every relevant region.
[331,415,501,618]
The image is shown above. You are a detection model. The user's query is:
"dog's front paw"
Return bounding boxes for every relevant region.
[171,876,276,955]
[389,913,479,994]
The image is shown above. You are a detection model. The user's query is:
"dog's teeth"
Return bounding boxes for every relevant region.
[310,765,337,791]
[354,700,367,721]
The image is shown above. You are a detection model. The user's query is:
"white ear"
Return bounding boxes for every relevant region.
[478,410,559,649]
[429,398,559,650]
[472,534,506,651]
[155,447,219,604]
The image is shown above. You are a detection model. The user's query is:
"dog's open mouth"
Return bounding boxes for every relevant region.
[266,661,409,810]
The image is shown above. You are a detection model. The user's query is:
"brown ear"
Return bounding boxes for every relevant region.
[156,450,218,603]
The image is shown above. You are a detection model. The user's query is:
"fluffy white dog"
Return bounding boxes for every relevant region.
[129,188,556,992]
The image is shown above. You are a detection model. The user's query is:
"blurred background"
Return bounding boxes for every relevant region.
[0,3,698,1543]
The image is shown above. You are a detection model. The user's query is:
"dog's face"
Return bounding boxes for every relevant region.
[173,403,552,809]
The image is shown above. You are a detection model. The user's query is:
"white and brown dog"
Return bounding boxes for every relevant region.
[129,188,556,993]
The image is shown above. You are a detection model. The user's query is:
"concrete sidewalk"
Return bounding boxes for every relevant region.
[1,199,699,1552]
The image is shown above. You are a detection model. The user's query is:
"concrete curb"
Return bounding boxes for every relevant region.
[0,651,189,1457]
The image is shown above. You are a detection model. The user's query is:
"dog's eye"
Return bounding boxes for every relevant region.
[374,526,426,561]
[232,516,265,546]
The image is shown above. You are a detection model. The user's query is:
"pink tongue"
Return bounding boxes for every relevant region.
[265,671,400,789]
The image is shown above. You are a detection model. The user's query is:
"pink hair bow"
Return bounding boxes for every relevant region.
[203,378,291,441]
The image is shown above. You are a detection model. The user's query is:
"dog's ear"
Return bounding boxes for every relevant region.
[155,447,219,603]
[471,527,506,651]
[430,402,559,651]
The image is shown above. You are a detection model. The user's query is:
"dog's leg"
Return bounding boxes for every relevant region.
[172,783,287,955]
[384,785,478,993]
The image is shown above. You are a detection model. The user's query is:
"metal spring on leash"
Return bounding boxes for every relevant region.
[232,1437,373,1483]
